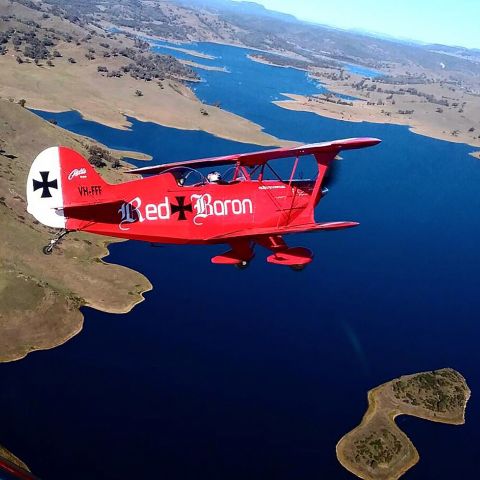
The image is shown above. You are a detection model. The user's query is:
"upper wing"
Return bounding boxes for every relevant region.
[126,137,381,175]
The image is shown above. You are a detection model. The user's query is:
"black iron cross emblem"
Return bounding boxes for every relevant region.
[170,196,192,221]
[33,171,58,198]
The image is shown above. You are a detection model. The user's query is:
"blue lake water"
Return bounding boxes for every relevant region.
[2,41,480,480]
[343,63,381,78]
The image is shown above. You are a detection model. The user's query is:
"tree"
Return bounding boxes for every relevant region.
[68,57,76,64]
[87,145,112,168]
[89,156,106,168]
[47,59,54,67]
[18,99,26,108]
[135,89,143,97]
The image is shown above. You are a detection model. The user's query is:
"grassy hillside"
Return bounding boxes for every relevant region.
[0,99,152,362]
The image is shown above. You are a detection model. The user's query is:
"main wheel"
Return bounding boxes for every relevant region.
[290,264,306,271]
[234,260,250,270]
[43,244,53,255]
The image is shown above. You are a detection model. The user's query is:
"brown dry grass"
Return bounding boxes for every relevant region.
[0,99,152,362]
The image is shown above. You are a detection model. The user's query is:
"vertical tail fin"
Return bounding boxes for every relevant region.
[27,146,110,228]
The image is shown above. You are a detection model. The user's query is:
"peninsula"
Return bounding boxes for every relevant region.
[273,68,480,150]
[336,368,470,480]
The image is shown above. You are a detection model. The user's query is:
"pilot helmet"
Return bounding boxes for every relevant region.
[207,171,222,183]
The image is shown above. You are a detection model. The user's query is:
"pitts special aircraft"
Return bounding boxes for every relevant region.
[26,137,381,270]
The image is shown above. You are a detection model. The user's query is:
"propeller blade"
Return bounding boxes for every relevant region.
[323,157,340,188]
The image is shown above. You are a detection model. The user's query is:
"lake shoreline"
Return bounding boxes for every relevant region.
[274,93,480,150]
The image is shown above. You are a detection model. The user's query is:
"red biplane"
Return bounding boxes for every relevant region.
[26,137,380,269]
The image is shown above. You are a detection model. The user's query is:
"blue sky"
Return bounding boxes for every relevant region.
[253,0,480,49]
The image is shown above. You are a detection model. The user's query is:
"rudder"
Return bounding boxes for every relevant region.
[27,146,109,228]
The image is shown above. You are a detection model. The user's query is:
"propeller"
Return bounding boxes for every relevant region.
[322,155,341,189]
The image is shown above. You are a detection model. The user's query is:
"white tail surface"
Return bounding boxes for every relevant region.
[26,146,66,228]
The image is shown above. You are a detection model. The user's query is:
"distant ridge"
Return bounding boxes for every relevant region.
[230,1,297,22]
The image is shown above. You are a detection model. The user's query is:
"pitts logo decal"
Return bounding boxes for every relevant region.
[68,168,87,180]
[118,195,253,230]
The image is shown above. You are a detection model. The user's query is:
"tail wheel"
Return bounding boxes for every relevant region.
[235,260,250,270]
[42,245,54,255]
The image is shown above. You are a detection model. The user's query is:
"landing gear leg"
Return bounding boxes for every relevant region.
[42,229,70,255]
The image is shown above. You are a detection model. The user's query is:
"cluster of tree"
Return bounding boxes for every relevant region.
[353,81,451,107]
[143,22,191,40]
[395,87,449,106]
[353,430,402,469]
[0,23,62,63]
[376,75,430,85]
[16,0,41,12]
[311,69,350,82]
[87,145,121,168]
[392,370,467,413]
[103,50,199,82]
[309,94,353,107]
[24,39,50,61]
[0,32,9,45]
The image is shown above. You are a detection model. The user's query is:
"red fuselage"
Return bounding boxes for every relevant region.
[66,172,317,244]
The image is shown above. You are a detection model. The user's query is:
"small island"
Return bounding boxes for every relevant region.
[337,368,470,480]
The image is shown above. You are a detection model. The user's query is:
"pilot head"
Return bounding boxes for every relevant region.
[207,171,222,183]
